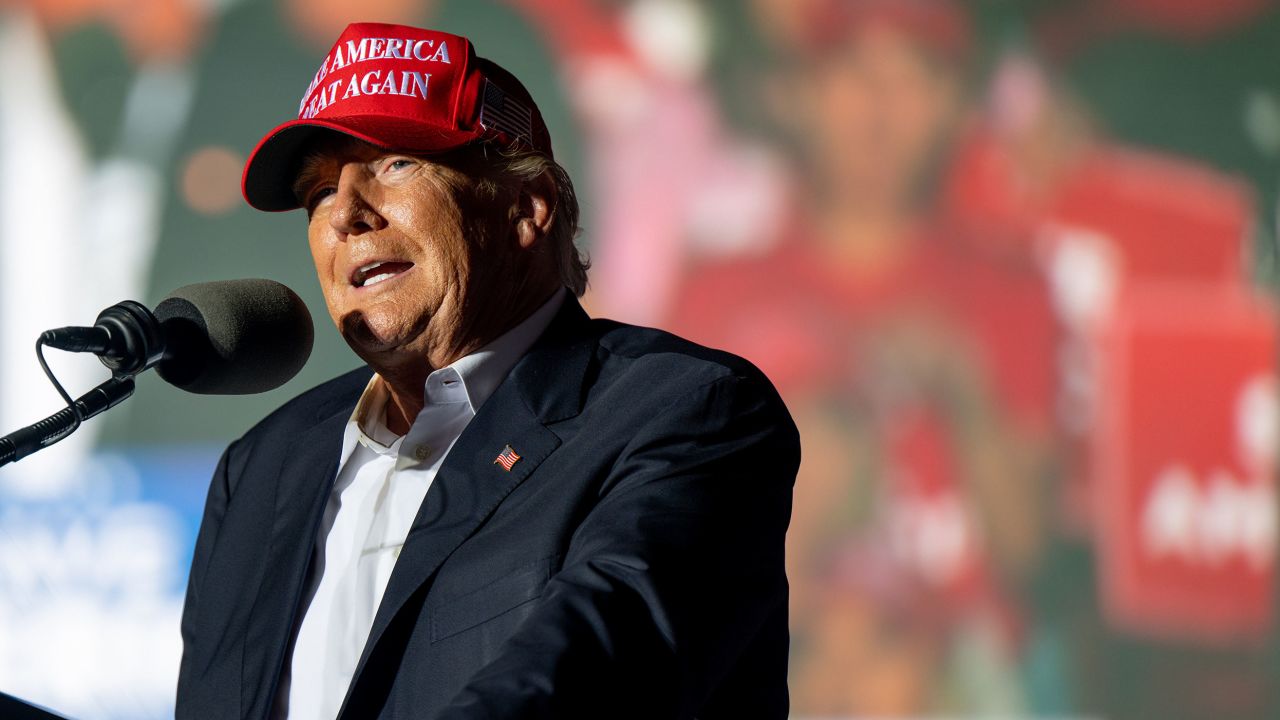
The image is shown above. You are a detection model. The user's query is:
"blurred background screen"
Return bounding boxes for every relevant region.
[0,0,1278,718]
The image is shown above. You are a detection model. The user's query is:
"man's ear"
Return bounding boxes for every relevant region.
[514,170,558,250]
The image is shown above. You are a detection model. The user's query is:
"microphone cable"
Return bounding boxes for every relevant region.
[33,335,88,443]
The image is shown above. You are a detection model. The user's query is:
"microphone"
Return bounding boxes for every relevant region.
[41,278,314,394]
[1,279,314,467]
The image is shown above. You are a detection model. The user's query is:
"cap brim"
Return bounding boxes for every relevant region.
[241,116,480,212]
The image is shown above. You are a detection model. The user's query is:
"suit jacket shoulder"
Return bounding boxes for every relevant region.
[595,318,770,376]
[584,316,791,419]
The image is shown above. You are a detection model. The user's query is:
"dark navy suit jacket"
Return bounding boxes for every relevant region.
[176,299,799,719]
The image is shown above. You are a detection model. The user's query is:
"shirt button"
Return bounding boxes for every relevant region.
[414,445,432,461]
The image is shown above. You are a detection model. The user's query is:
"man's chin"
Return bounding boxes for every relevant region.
[339,312,428,362]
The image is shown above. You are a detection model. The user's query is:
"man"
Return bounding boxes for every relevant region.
[673,2,1055,714]
[175,22,798,720]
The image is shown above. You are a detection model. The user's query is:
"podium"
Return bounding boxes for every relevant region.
[0,692,67,720]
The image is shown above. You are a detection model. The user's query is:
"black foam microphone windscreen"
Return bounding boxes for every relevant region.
[153,279,314,395]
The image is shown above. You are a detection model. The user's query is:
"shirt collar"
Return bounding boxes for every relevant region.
[347,289,567,450]
[444,288,566,414]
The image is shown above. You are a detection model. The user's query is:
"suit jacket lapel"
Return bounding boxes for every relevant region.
[341,300,595,712]
[353,383,561,672]
[240,392,358,719]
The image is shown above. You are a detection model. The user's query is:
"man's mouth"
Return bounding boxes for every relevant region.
[351,260,415,288]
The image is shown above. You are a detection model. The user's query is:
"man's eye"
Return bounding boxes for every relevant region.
[306,187,336,210]
[386,158,415,172]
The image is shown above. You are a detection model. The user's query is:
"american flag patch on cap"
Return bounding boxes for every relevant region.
[479,78,533,143]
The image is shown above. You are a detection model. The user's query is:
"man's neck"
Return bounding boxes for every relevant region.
[380,284,562,435]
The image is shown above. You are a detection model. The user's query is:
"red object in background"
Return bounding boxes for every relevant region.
[1029,0,1273,61]
[1111,0,1271,37]
[805,0,973,59]
[1093,285,1277,643]
[945,132,1259,536]
[505,0,631,64]
[944,132,1253,286]
[1050,149,1252,285]
[1048,148,1256,534]
[883,406,986,605]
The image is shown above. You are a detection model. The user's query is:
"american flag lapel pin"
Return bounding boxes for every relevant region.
[493,444,522,472]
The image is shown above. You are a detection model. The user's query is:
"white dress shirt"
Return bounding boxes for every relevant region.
[278,290,564,719]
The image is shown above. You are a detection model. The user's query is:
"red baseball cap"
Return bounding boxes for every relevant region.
[242,22,553,211]
[807,0,972,59]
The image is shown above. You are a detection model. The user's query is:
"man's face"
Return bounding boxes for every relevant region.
[293,136,514,368]
[804,23,961,211]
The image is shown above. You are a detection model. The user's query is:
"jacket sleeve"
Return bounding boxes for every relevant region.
[435,372,800,720]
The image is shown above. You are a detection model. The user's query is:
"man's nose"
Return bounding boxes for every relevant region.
[328,165,387,237]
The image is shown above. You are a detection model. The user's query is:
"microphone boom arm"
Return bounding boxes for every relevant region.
[0,376,135,468]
